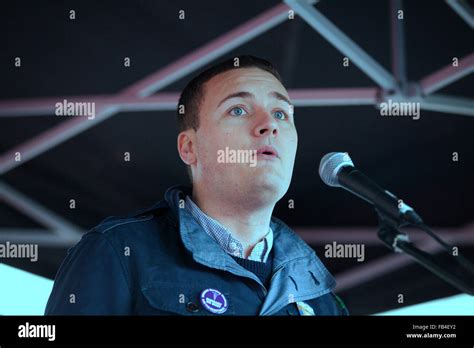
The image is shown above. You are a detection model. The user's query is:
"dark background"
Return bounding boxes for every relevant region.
[1,0,473,314]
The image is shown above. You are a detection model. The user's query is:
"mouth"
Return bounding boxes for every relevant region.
[256,145,279,159]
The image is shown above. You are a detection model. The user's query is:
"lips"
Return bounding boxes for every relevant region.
[256,145,279,158]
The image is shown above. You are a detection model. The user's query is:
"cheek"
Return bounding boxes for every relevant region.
[196,131,229,165]
[194,130,210,163]
[286,129,298,155]
[212,130,236,149]
[293,132,298,153]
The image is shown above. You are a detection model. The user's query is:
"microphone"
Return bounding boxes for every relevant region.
[318,152,423,226]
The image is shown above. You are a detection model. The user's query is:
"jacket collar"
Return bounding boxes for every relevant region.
[164,185,317,259]
[164,185,336,315]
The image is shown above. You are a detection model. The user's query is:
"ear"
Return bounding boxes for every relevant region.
[177,130,197,166]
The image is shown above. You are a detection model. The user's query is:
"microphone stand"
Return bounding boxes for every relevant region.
[375,211,474,295]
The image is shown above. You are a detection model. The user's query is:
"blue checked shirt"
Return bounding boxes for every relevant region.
[184,196,273,262]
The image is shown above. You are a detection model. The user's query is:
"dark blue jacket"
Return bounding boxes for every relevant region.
[45,185,348,316]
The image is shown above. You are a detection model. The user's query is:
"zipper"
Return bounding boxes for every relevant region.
[261,261,290,296]
[259,263,287,297]
[269,262,288,282]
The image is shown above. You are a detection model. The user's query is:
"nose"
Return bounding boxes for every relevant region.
[254,111,278,138]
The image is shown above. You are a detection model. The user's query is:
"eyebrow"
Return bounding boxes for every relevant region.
[217,91,291,108]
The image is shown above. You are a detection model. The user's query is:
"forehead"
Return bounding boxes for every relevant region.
[202,67,288,101]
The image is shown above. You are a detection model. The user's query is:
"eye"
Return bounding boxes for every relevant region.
[273,110,287,120]
[229,106,248,117]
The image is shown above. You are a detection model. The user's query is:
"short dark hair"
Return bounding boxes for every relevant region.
[176,55,283,183]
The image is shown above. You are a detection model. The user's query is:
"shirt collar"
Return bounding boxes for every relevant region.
[184,195,273,262]
[163,185,336,299]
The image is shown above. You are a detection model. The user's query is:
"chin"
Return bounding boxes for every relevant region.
[250,176,289,200]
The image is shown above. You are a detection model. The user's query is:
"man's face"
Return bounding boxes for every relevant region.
[190,67,298,205]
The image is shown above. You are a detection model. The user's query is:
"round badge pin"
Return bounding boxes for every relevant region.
[200,288,228,314]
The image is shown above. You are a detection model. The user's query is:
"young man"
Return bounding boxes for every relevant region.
[45,55,348,316]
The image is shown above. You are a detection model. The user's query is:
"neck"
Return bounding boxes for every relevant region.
[191,185,274,257]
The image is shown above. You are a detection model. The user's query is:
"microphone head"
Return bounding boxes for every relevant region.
[319,152,354,187]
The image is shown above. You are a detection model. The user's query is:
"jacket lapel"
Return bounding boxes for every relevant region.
[164,185,336,316]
